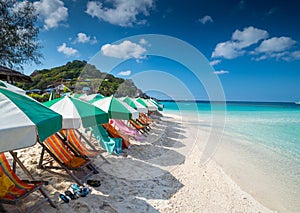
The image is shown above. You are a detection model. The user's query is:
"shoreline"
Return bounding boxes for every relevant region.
[3,111,276,212]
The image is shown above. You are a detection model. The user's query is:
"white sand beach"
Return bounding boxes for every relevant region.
[2,112,274,213]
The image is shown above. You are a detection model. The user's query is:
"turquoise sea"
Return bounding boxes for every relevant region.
[160,101,300,212]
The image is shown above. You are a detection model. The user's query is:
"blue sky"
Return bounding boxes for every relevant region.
[19,0,300,102]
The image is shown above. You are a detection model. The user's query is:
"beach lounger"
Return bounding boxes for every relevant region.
[129,119,149,133]
[89,125,122,154]
[110,119,145,140]
[38,134,98,186]
[0,152,56,212]
[59,129,109,165]
[102,123,131,149]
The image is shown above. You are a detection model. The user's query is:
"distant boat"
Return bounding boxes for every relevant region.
[295,102,300,105]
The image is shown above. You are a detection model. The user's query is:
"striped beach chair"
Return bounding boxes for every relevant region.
[38,134,98,186]
[102,123,131,149]
[60,129,101,158]
[59,129,109,164]
[0,153,56,212]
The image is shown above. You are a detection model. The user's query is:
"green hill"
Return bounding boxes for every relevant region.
[23,60,143,97]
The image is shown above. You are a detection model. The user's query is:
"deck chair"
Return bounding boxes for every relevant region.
[102,123,131,149]
[59,129,109,165]
[110,119,145,141]
[38,134,98,186]
[129,119,149,134]
[140,113,153,123]
[89,125,122,154]
[0,152,56,212]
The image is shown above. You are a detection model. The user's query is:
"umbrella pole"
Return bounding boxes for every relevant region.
[10,151,35,180]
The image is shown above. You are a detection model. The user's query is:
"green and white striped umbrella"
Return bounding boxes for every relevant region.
[79,93,104,102]
[44,96,108,129]
[0,80,26,95]
[90,96,139,120]
[0,87,62,152]
[136,97,158,111]
[122,97,148,113]
[149,99,163,111]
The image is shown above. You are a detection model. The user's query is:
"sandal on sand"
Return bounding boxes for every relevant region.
[80,188,90,197]
[65,190,76,200]
[87,180,101,187]
[71,184,91,197]
[59,194,69,203]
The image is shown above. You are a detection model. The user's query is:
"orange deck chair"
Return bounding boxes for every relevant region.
[102,123,131,149]
[129,119,149,133]
[59,129,109,164]
[38,134,98,186]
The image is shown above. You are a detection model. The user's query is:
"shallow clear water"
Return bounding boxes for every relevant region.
[161,101,300,212]
[161,101,300,161]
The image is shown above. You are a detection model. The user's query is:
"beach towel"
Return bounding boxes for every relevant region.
[90,125,122,154]
[102,123,131,149]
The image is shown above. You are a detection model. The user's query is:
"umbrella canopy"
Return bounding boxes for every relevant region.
[0,87,62,152]
[149,99,163,111]
[44,96,108,129]
[0,80,26,95]
[136,97,158,111]
[123,97,148,113]
[72,93,86,99]
[90,96,139,120]
[80,93,104,102]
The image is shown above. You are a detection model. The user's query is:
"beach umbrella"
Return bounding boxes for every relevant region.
[44,96,108,129]
[90,96,139,120]
[80,93,104,102]
[0,80,26,95]
[136,97,158,111]
[149,99,164,111]
[122,97,148,113]
[72,93,87,99]
[0,87,62,152]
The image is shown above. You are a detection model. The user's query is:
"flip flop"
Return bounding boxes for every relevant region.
[87,179,101,187]
[71,183,81,192]
[59,194,69,203]
[80,188,90,197]
[65,190,76,200]
[71,183,91,197]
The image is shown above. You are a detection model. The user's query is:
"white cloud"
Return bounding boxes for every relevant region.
[139,38,148,45]
[198,15,213,24]
[76,33,97,44]
[212,41,245,59]
[117,70,131,76]
[77,33,90,43]
[57,43,78,56]
[232,26,269,49]
[34,0,68,30]
[101,40,146,59]
[255,37,296,53]
[212,27,268,59]
[251,37,298,61]
[211,26,299,61]
[212,26,270,59]
[214,70,229,75]
[290,51,300,60]
[86,0,154,27]
[209,60,221,66]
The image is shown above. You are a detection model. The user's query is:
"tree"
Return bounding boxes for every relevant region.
[0,0,42,69]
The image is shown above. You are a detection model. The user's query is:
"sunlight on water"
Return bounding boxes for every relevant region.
[161,101,300,212]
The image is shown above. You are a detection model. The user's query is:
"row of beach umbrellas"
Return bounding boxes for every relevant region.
[0,81,163,153]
